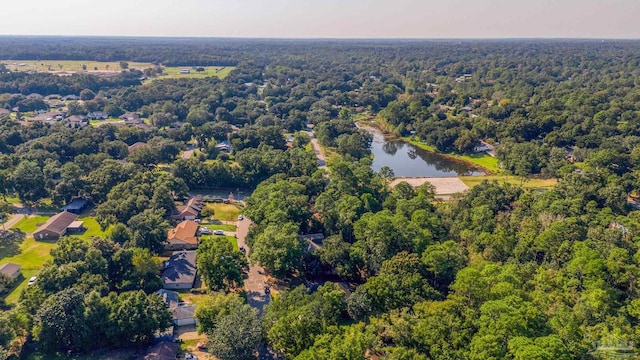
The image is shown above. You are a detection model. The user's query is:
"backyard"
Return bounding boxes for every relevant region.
[203,203,243,222]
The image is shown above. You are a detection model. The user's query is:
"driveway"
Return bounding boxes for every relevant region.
[236,218,279,359]
[236,218,270,315]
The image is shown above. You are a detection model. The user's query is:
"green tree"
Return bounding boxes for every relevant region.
[208,304,261,360]
[127,209,170,253]
[251,222,304,276]
[11,160,47,203]
[198,237,248,291]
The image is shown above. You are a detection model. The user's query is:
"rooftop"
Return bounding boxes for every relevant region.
[34,211,79,236]
[161,251,197,287]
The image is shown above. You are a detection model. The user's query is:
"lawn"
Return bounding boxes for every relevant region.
[204,203,243,222]
[12,215,51,233]
[0,237,57,304]
[200,235,239,251]
[90,118,125,127]
[459,175,557,190]
[74,217,110,240]
[403,136,501,173]
[160,66,235,80]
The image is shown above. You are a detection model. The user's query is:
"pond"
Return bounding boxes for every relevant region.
[367,128,485,177]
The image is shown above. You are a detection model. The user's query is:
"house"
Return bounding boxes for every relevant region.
[33,211,79,240]
[61,198,89,214]
[302,233,325,253]
[172,305,197,327]
[161,251,197,290]
[87,111,108,120]
[164,220,199,251]
[28,111,65,124]
[0,263,21,281]
[128,142,148,154]
[120,112,141,122]
[44,94,61,101]
[180,68,191,74]
[65,115,88,128]
[171,197,203,221]
[214,141,231,153]
[141,341,179,360]
[62,95,81,101]
[156,289,180,309]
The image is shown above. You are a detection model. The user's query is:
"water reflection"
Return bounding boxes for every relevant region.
[368,129,484,178]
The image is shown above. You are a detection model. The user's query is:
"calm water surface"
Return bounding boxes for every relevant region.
[368,129,484,177]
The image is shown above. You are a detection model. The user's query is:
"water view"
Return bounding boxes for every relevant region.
[367,129,485,177]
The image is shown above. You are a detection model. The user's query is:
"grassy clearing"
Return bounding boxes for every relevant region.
[90,118,125,127]
[403,136,501,173]
[73,217,110,240]
[12,215,51,233]
[459,176,557,190]
[1,59,154,72]
[0,237,57,304]
[205,203,243,222]
[200,235,239,251]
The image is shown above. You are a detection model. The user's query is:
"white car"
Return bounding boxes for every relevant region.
[28,276,37,286]
[185,354,197,360]
[200,227,212,235]
[213,230,224,235]
[238,215,244,221]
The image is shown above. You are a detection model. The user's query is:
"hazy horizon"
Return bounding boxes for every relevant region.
[2,0,640,39]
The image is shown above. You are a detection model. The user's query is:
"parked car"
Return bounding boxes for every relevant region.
[264,286,271,294]
[213,230,224,235]
[239,246,246,253]
[28,276,37,286]
[238,215,244,221]
[200,227,212,235]
[194,219,202,223]
[185,354,197,360]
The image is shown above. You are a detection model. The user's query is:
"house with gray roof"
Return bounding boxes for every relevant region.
[161,251,197,290]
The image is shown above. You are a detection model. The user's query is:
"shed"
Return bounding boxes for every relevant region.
[61,198,89,214]
[0,263,21,281]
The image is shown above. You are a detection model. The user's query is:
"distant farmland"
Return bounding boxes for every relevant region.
[1,60,235,79]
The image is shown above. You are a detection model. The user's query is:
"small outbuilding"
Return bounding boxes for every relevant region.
[61,198,89,214]
[172,305,197,327]
[0,263,21,281]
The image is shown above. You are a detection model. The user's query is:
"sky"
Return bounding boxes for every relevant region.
[2,0,639,38]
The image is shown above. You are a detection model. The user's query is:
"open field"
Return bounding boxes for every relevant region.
[1,60,154,72]
[0,237,57,303]
[459,175,557,190]
[1,60,235,80]
[205,203,243,222]
[158,66,235,80]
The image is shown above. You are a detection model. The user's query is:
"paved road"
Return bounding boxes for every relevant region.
[307,130,327,170]
[1,214,23,231]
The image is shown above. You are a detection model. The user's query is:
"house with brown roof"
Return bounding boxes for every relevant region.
[171,197,203,221]
[164,220,199,251]
[128,142,148,154]
[33,211,79,240]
